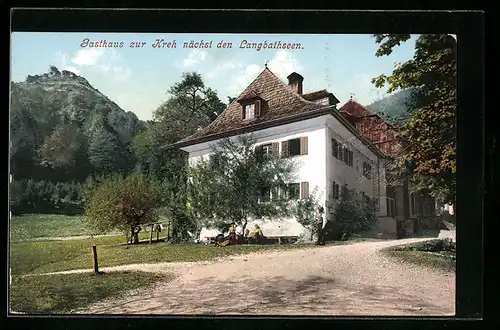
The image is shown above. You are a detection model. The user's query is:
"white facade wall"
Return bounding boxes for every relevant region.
[183,114,386,239]
[324,116,388,219]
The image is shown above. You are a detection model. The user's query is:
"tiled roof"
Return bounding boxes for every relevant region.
[339,98,373,117]
[302,89,340,104]
[174,68,331,147]
[301,89,330,101]
[339,99,401,157]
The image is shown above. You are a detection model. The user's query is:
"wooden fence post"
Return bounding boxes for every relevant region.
[167,221,171,242]
[91,245,99,274]
[149,224,154,244]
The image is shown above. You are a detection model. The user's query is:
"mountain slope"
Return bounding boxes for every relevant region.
[10,67,145,182]
[366,88,418,125]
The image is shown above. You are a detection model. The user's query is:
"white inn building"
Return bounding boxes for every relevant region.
[169,67,438,240]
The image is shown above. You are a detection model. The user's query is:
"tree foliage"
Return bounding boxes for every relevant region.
[187,135,298,233]
[153,72,226,142]
[10,67,143,183]
[130,72,227,240]
[84,173,165,244]
[336,185,378,240]
[295,187,322,240]
[10,179,84,215]
[372,34,457,203]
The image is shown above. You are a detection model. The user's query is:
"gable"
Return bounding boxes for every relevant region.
[172,68,331,148]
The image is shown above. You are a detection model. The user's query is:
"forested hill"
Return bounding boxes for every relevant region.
[366,88,418,126]
[10,66,146,183]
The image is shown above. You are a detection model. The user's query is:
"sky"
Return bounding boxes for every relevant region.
[11,33,417,121]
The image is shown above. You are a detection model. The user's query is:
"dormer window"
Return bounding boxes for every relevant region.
[238,90,265,121]
[244,103,255,120]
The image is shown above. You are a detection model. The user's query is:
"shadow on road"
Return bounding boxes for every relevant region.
[113,274,452,316]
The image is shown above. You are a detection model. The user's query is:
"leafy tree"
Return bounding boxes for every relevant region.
[84,173,165,244]
[187,135,298,234]
[130,73,227,240]
[336,185,378,240]
[153,72,226,142]
[372,34,456,203]
[295,187,322,241]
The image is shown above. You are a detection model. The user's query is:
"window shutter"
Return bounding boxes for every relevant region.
[254,100,261,117]
[241,105,245,120]
[271,142,279,155]
[300,136,308,155]
[300,181,309,199]
[281,140,290,158]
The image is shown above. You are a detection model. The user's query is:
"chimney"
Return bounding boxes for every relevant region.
[287,72,304,95]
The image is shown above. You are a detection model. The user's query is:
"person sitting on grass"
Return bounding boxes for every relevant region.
[248,224,265,244]
[216,223,238,247]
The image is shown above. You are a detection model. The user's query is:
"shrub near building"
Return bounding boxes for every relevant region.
[335,184,378,240]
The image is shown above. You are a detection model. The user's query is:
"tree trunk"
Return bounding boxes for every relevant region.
[131,223,140,244]
[242,219,248,235]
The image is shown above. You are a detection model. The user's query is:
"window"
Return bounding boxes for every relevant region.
[363,161,372,179]
[332,181,340,199]
[244,103,255,119]
[259,187,271,202]
[281,183,300,200]
[386,197,396,218]
[289,138,301,157]
[410,192,416,215]
[332,138,339,158]
[282,137,308,158]
[332,138,353,166]
[261,143,273,155]
[344,149,354,167]
[271,186,280,201]
[359,123,365,133]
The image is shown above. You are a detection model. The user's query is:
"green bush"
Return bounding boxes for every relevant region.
[393,238,456,253]
[335,184,378,240]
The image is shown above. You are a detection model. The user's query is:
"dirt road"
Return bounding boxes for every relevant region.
[76,238,455,316]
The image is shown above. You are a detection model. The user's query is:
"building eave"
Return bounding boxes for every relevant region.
[163,106,336,150]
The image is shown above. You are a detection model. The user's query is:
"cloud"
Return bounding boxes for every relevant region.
[182,49,209,68]
[266,50,304,80]
[71,48,105,66]
[55,48,130,81]
[55,52,81,75]
[206,60,243,79]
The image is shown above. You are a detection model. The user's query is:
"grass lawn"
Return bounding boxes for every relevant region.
[381,240,456,272]
[10,233,314,276]
[10,271,170,314]
[10,214,120,241]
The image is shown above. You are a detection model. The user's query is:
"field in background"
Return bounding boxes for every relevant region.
[10,214,117,241]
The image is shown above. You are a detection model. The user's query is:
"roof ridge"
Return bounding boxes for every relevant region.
[302,89,328,95]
